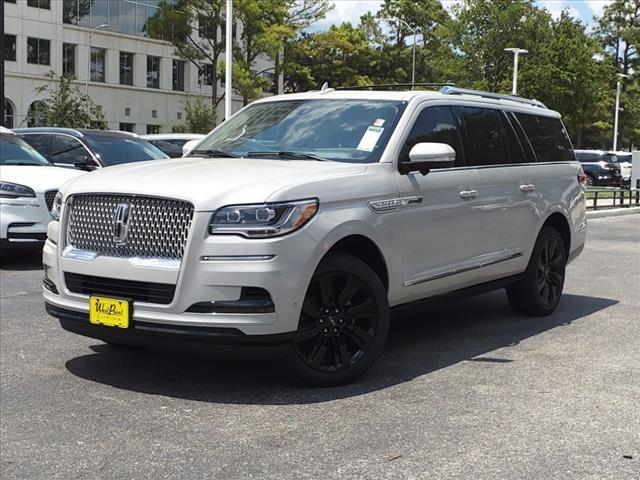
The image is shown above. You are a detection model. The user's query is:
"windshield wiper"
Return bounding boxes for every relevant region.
[188,149,238,158]
[246,151,332,162]
[2,162,45,166]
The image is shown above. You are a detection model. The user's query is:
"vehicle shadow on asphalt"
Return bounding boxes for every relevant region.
[64,291,618,404]
[0,250,43,271]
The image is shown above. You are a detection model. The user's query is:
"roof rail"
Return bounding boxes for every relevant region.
[336,82,457,91]
[439,86,547,108]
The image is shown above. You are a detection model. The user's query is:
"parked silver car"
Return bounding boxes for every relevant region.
[43,86,587,385]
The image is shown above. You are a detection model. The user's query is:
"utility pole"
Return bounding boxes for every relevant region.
[613,73,629,151]
[224,0,233,121]
[504,48,528,95]
[381,18,419,87]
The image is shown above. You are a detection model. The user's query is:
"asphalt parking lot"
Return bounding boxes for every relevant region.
[1,215,638,479]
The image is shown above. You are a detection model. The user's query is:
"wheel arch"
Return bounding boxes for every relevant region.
[322,234,390,292]
[541,211,571,258]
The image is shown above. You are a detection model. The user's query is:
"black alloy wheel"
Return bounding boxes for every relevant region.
[288,254,389,386]
[507,226,566,316]
[536,237,565,309]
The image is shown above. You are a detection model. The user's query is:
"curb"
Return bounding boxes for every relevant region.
[586,207,640,219]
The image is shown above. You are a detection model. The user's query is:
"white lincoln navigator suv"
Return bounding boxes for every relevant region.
[43,86,587,386]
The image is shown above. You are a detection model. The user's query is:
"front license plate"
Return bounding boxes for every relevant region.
[89,296,131,329]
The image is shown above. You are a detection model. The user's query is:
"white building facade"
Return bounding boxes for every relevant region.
[3,0,276,134]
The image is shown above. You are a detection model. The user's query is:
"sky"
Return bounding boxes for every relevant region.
[308,0,613,32]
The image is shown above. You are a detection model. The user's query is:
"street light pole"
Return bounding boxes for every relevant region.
[86,24,109,98]
[224,0,233,121]
[504,47,528,95]
[381,18,418,87]
[613,73,629,151]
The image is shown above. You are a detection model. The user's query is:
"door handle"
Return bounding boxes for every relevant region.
[519,184,536,193]
[459,190,478,200]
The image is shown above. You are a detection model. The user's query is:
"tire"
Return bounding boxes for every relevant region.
[586,174,595,187]
[286,253,390,387]
[506,226,566,316]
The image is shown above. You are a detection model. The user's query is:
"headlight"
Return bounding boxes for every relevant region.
[50,191,63,220]
[209,199,318,238]
[0,181,36,198]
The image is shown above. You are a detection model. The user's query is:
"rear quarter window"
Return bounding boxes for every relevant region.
[514,113,574,163]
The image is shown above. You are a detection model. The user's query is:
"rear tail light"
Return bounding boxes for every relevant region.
[578,173,588,186]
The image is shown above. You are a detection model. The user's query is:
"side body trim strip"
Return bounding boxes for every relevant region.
[404,249,523,287]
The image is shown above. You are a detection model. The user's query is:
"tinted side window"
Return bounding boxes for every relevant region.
[20,134,51,158]
[400,106,463,166]
[460,107,509,166]
[575,152,601,162]
[500,112,526,164]
[51,135,88,165]
[514,113,574,162]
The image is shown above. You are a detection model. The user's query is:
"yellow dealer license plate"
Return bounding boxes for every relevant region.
[89,296,131,329]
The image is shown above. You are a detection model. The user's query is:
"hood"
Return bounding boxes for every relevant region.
[0,165,85,193]
[60,157,368,210]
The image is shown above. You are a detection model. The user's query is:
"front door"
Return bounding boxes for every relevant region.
[395,105,484,303]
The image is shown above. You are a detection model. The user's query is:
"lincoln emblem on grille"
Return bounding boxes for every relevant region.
[113,203,130,245]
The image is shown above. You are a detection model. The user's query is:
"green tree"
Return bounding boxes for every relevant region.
[284,22,376,91]
[519,12,614,148]
[29,72,106,129]
[597,0,639,149]
[171,95,216,133]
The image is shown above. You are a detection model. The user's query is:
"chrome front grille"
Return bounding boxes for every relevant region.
[66,194,194,260]
[44,190,57,211]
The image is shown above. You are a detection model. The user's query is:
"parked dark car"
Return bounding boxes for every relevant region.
[141,134,205,158]
[13,128,169,171]
[574,149,621,187]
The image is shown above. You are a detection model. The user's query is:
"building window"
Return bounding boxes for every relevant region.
[4,35,16,62]
[27,101,46,127]
[176,112,182,120]
[147,56,160,89]
[199,64,213,86]
[172,59,185,91]
[3,99,15,129]
[198,15,215,39]
[62,0,161,36]
[151,109,158,119]
[27,37,50,65]
[147,125,160,135]
[124,107,131,116]
[90,47,106,82]
[119,123,135,133]
[62,43,76,77]
[119,52,134,85]
[27,0,50,9]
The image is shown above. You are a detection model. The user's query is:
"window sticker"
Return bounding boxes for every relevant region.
[373,118,386,127]
[357,126,384,152]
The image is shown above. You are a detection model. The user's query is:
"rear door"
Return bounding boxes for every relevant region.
[456,106,538,282]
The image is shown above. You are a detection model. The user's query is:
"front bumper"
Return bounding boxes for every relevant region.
[47,302,295,358]
[0,194,52,245]
[43,211,324,337]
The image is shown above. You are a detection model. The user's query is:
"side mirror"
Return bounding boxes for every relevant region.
[73,156,94,171]
[399,142,456,175]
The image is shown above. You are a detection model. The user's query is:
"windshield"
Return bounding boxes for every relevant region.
[83,135,169,165]
[1,133,51,166]
[193,99,407,163]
